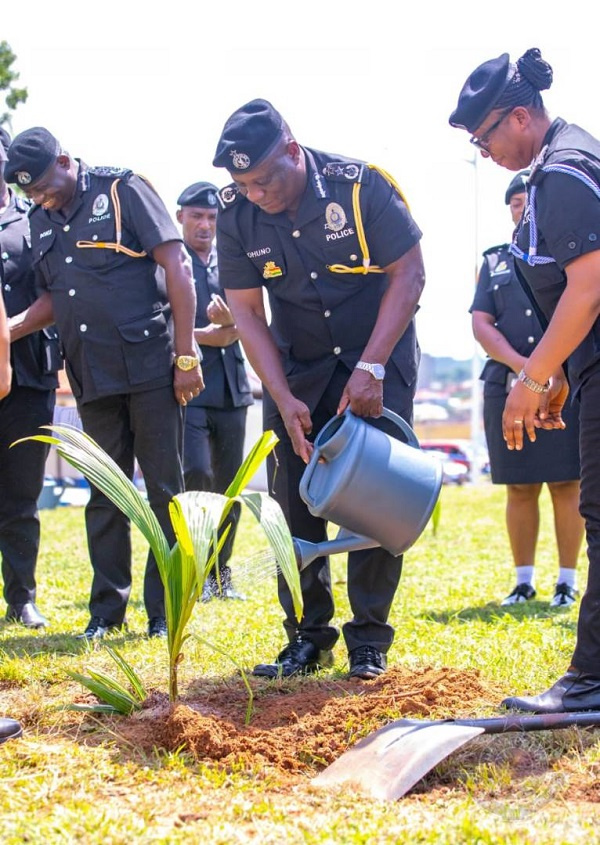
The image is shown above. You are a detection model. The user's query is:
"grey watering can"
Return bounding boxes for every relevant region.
[295,408,442,570]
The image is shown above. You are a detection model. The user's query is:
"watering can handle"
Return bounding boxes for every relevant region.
[378,408,420,449]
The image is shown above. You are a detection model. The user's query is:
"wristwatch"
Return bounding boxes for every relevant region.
[517,368,550,394]
[174,354,200,372]
[355,361,386,380]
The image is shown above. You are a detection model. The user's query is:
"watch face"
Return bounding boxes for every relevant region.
[176,355,198,371]
[372,364,385,380]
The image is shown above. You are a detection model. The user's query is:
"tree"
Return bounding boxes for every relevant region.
[0,41,27,127]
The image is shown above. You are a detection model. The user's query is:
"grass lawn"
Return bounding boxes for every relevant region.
[0,481,598,844]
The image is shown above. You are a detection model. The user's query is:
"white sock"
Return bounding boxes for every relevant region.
[557,568,576,588]
[515,565,535,586]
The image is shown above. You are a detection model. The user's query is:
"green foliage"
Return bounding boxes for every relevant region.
[0,41,27,125]
[66,647,146,715]
[15,423,302,705]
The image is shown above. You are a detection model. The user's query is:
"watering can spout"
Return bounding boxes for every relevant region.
[293,531,379,571]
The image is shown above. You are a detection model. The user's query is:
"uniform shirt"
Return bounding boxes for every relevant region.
[29,162,182,404]
[470,244,543,397]
[186,243,252,409]
[0,189,59,390]
[216,147,422,407]
[515,118,600,390]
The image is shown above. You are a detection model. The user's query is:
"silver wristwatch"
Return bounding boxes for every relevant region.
[355,361,386,380]
[517,368,550,394]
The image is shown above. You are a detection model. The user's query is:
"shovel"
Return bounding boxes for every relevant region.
[311,711,600,801]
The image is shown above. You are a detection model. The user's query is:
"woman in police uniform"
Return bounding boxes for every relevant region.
[451,47,600,713]
[471,170,583,608]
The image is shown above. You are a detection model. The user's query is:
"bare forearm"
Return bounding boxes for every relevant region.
[9,292,54,341]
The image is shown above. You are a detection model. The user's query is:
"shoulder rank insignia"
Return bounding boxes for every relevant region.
[482,243,509,257]
[322,162,366,183]
[262,260,283,280]
[217,184,240,210]
[89,166,132,178]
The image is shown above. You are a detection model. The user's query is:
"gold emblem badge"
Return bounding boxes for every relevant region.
[325,202,347,232]
[263,260,283,279]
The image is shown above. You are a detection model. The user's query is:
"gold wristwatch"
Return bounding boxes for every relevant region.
[174,355,200,372]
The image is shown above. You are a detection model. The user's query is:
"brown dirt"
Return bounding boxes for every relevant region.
[115,665,502,782]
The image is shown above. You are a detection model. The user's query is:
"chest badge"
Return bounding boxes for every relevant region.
[92,193,110,217]
[263,260,283,279]
[325,202,347,232]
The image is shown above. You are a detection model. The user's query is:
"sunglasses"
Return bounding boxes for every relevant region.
[469,107,514,152]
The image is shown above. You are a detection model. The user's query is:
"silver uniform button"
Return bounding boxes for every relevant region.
[65,256,73,264]
[493,284,499,290]
[525,309,532,316]
[324,310,331,318]
[292,230,301,238]
[333,346,341,355]
[350,254,358,261]
[143,329,149,336]
[4,284,11,292]
[528,336,535,344]
[80,324,88,332]
[63,224,70,232]
[1,252,8,260]
[68,289,76,297]
[92,234,98,241]
[310,271,318,279]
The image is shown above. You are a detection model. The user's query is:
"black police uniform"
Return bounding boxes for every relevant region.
[29,162,185,625]
[470,242,580,484]
[217,147,422,654]
[513,117,600,673]
[183,242,253,569]
[0,189,60,609]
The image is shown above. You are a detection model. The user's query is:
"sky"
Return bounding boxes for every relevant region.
[3,1,599,361]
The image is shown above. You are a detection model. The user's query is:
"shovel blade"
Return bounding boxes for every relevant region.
[312,718,484,801]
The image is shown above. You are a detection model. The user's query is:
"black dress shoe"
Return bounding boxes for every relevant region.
[76,616,126,640]
[5,602,48,629]
[348,645,387,679]
[0,718,22,744]
[501,669,600,713]
[148,616,168,638]
[253,635,334,678]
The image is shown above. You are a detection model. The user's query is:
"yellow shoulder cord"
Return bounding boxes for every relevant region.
[75,178,147,258]
[328,164,411,275]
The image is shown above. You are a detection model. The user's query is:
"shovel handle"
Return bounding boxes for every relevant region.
[448,711,600,734]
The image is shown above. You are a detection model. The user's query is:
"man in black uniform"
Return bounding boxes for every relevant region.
[6,127,203,639]
[451,48,600,712]
[176,181,253,600]
[0,127,60,630]
[212,99,425,679]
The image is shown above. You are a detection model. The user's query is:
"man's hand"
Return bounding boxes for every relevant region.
[174,364,204,407]
[337,368,384,418]
[207,294,234,327]
[279,395,314,463]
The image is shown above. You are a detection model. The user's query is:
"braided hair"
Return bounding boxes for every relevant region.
[497,48,553,112]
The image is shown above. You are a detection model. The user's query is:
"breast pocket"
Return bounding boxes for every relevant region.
[117,310,173,385]
[486,271,511,314]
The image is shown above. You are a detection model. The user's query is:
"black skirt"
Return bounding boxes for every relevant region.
[484,393,580,484]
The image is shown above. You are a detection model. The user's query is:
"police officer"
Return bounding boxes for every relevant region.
[451,48,600,712]
[6,127,203,639]
[212,99,425,679]
[0,127,60,630]
[176,181,253,600]
[471,170,583,608]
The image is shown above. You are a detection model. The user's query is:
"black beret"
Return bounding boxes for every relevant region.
[0,126,11,161]
[449,53,516,133]
[5,126,61,187]
[212,98,284,172]
[505,169,530,204]
[177,181,219,208]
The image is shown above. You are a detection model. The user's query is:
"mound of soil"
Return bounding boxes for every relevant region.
[119,666,502,780]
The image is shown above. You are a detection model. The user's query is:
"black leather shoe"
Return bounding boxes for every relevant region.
[0,718,22,744]
[148,616,168,638]
[76,616,126,640]
[253,635,334,678]
[348,645,387,679]
[6,602,48,629]
[501,669,600,713]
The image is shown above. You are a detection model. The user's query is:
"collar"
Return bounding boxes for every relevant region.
[530,118,567,177]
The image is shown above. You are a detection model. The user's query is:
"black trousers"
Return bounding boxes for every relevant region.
[78,385,184,624]
[265,363,414,654]
[183,404,248,568]
[0,386,55,607]
[573,361,600,673]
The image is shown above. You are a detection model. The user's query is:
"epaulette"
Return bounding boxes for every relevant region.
[216,184,241,210]
[321,161,367,183]
[482,243,509,257]
[88,166,133,179]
